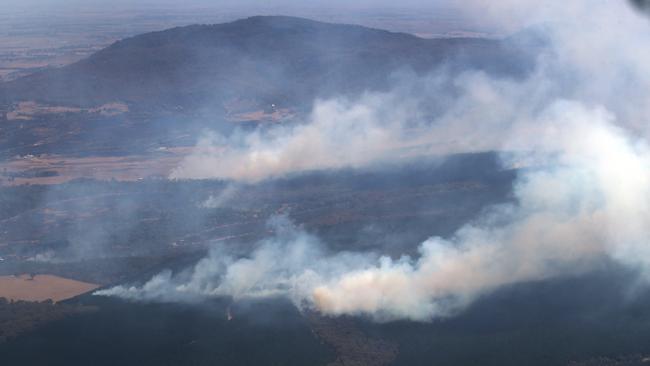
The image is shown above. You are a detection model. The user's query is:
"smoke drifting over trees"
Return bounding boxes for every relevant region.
[93,1,650,322]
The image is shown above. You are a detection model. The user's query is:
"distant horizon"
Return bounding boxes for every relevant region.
[1,1,511,37]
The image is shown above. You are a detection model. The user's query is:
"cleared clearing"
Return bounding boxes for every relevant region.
[0,274,99,302]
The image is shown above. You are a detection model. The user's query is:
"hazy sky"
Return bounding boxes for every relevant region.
[1,0,506,43]
[2,0,457,9]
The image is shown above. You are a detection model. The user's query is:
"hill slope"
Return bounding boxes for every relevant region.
[0,16,526,110]
[0,16,532,158]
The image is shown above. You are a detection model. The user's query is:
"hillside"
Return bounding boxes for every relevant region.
[0,16,525,108]
[0,16,532,159]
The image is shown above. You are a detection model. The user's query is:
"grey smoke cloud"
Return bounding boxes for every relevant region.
[100,100,650,321]
[170,0,650,184]
[314,101,650,320]
[98,0,650,321]
[96,215,377,305]
[170,93,422,182]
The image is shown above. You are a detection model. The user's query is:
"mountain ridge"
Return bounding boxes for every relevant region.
[0,16,523,109]
[0,15,531,158]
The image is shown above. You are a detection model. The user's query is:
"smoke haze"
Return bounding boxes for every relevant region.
[97,0,650,321]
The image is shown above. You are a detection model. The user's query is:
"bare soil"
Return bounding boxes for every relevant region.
[0,274,99,302]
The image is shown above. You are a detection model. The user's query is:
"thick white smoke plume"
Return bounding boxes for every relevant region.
[171,1,650,184]
[169,95,421,182]
[314,102,650,320]
[99,101,650,321]
[99,1,650,321]
[96,215,377,305]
